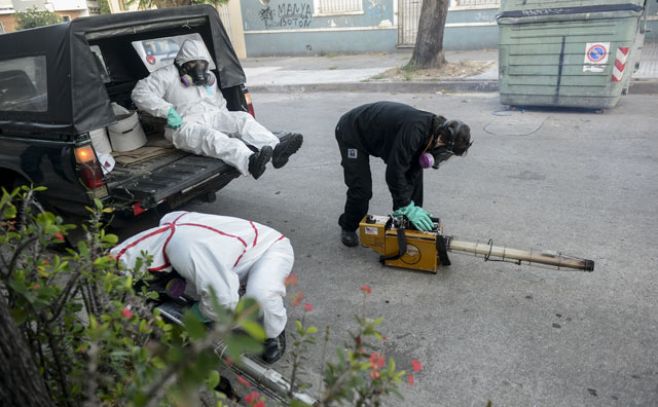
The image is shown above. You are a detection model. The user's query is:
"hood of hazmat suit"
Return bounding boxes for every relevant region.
[175,39,212,66]
[131,38,227,119]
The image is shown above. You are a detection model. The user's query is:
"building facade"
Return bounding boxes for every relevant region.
[241,0,500,57]
[0,0,91,33]
[0,0,14,32]
[240,0,658,57]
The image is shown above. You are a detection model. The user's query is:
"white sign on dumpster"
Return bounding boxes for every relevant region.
[583,42,610,73]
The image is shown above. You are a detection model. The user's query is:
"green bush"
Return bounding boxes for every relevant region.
[0,186,418,406]
[16,7,62,30]
[0,186,264,406]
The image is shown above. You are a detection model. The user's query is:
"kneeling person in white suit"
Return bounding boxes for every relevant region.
[111,211,293,363]
[132,39,303,180]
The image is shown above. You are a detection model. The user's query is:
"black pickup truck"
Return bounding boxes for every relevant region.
[0,5,261,218]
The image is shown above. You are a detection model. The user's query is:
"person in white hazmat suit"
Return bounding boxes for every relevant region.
[110,211,293,363]
[131,39,303,180]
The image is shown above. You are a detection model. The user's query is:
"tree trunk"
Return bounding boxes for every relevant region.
[408,0,450,69]
[0,296,54,407]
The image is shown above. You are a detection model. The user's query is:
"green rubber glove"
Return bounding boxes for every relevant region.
[190,302,210,324]
[408,206,434,231]
[392,202,434,232]
[167,107,183,129]
[392,201,415,218]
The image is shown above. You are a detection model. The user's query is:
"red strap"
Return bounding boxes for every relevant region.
[114,225,173,271]
[162,211,189,226]
[249,221,259,247]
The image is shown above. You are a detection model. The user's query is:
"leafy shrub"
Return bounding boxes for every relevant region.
[16,7,62,30]
[0,186,420,406]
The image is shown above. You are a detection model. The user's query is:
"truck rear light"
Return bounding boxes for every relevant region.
[131,201,146,216]
[74,144,105,189]
[244,89,255,117]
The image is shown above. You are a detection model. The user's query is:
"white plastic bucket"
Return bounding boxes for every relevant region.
[108,103,147,152]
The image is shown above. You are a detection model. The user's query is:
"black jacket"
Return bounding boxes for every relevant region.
[337,102,439,209]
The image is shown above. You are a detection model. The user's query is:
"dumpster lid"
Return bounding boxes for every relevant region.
[498,1,644,22]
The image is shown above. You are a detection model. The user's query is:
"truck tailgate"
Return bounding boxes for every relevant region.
[107,151,240,209]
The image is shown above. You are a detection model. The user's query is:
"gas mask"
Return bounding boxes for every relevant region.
[418,119,472,170]
[419,146,453,169]
[178,60,216,87]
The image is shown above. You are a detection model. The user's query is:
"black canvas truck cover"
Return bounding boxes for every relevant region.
[0,5,245,136]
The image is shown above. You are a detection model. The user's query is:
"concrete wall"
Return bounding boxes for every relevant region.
[50,0,88,12]
[225,0,247,58]
[12,0,46,12]
[242,0,398,56]
[441,7,499,50]
[12,0,86,13]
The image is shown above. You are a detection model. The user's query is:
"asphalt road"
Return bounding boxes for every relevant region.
[127,92,658,406]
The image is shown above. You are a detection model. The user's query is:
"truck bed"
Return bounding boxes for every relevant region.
[107,148,240,209]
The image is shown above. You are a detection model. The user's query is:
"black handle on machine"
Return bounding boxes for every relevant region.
[379,221,407,263]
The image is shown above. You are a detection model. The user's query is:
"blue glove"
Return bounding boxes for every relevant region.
[167,107,183,129]
[392,202,434,231]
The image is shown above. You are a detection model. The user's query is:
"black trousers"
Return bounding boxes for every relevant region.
[336,131,423,232]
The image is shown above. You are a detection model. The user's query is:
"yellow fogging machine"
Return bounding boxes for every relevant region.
[359,215,594,273]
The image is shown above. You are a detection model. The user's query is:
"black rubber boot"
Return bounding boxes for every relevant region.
[248,146,273,180]
[341,229,359,247]
[272,133,303,169]
[261,330,286,364]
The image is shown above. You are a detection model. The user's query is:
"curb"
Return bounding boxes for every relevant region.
[250,80,499,94]
[629,80,658,94]
[249,79,658,95]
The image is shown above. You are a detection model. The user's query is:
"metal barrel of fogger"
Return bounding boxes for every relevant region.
[445,237,595,271]
[214,340,319,406]
[157,302,318,406]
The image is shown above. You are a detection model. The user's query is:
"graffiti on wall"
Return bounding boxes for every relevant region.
[259,2,313,28]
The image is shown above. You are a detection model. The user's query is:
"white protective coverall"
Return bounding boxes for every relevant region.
[110,211,293,338]
[131,40,280,176]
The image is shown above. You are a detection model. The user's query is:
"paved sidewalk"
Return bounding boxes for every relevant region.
[243,43,658,94]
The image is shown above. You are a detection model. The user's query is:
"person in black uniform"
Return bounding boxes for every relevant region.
[335,101,472,247]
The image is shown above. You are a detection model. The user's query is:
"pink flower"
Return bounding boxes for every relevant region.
[304,303,314,312]
[407,374,415,385]
[411,359,423,372]
[291,291,304,306]
[360,284,372,295]
[121,306,133,319]
[370,369,381,380]
[236,375,251,388]
[244,391,260,404]
[284,273,298,287]
[369,352,385,370]
[53,232,65,242]
[253,401,266,407]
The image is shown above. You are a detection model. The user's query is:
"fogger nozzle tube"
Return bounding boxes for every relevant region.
[446,237,595,272]
[214,340,319,406]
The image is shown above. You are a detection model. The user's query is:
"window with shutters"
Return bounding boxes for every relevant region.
[450,0,500,10]
[314,0,363,16]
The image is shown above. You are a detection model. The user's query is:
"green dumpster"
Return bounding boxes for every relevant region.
[497,0,647,109]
